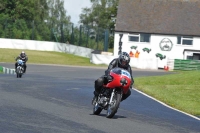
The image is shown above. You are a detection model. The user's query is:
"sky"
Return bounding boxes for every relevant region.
[64,0,92,26]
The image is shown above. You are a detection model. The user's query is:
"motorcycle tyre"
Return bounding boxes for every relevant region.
[93,97,102,115]
[16,73,19,78]
[16,68,22,78]
[16,70,19,78]
[19,73,22,78]
[16,73,22,78]
[106,92,122,118]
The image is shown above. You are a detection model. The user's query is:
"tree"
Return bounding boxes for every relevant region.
[47,0,71,42]
[0,0,72,42]
[79,0,119,49]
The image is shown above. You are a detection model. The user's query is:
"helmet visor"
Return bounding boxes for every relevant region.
[21,53,25,58]
[121,60,127,66]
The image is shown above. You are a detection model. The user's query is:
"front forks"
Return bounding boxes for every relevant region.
[109,88,123,104]
[109,89,115,104]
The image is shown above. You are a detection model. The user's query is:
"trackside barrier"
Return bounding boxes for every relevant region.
[91,53,159,69]
[0,66,3,72]
[1,66,15,74]
[166,59,174,71]
[0,38,93,58]
[174,59,200,71]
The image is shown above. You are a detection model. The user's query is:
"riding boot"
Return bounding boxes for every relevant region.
[94,91,99,96]
[15,63,17,72]
[92,77,104,105]
[23,65,26,73]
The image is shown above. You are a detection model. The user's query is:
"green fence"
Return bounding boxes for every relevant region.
[0,18,111,51]
[174,59,200,71]
[0,66,3,72]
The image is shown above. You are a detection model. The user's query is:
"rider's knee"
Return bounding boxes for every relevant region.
[96,77,103,86]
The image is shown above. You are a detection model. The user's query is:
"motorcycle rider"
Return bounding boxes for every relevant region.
[15,51,28,73]
[93,51,134,102]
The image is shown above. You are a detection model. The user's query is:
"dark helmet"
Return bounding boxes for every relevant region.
[118,52,130,67]
[20,51,26,58]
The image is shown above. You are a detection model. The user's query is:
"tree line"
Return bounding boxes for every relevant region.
[80,0,119,49]
[0,0,119,49]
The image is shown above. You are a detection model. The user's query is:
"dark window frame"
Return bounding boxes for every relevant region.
[128,33,151,43]
[177,36,193,45]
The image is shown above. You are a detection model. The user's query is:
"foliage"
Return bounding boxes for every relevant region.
[79,0,119,49]
[0,0,119,50]
[0,0,71,41]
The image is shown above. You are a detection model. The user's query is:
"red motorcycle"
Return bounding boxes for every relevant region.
[92,67,132,118]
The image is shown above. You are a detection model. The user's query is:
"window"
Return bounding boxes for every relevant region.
[187,56,193,60]
[129,34,139,42]
[177,36,193,45]
[129,33,151,42]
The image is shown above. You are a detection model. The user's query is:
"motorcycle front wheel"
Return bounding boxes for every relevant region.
[106,91,122,118]
[16,68,22,78]
[16,73,19,78]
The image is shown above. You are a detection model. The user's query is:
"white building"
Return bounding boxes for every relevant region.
[114,0,200,69]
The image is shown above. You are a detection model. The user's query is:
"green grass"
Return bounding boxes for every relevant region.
[1,48,200,117]
[0,48,107,67]
[134,71,200,117]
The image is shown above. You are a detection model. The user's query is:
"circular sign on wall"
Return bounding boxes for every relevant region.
[159,38,173,51]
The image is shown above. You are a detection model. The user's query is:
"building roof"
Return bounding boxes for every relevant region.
[115,0,200,36]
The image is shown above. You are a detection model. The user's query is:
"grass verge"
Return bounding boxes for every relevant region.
[134,71,200,117]
[0,48,107,67]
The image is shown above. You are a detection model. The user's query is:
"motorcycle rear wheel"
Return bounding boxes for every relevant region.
[106,92,122,118]
[93,96,102,115]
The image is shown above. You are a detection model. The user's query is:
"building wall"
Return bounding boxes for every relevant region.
[114,32,200,68]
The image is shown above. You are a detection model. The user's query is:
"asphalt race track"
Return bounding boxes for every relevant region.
[0,63,199,133]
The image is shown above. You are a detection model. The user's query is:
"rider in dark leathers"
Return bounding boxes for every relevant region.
[94,52,134,101]
[15,51,28,73]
